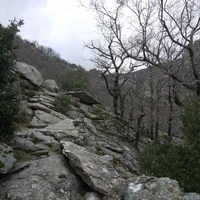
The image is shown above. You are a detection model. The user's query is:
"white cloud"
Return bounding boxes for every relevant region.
[0,0,96,69]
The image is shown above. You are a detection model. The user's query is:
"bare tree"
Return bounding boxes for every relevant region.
[84,0,200,140]
[146,67,184,138]
[85,0,143,117]
[87,0,200,95]
[128,90,146,148]
[123,0,200,96]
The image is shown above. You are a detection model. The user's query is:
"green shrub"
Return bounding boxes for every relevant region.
[25,90,37,98]
[60,66,91,92]
[182,97,200,146]
[18,110,29,124]
[0,86,20,141]
[0,160,5,168]
[14,149,37,162]
[54,93,72,114]
[140,97,200,193]
[140,136,200,193]
[0,19,23,142]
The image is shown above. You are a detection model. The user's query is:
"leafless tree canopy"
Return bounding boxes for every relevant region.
[83,0,200,144]
[86,0,200,95]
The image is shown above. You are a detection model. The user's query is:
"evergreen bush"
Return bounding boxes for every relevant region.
[60,66,90,92]
[182,97,200,147]
[54,93,72,114]
[140,97,200,193]
[0,19,23,142]
[140,137,200,193]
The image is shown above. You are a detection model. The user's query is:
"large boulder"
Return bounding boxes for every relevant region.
[42,79,59,93]
[28,130,59,147]
[66,91,100,105]
[61,141,124,196]
[0,155,88,199]
[11,136,44,152]
[28,103,52,113]
[29,108,66,128]
[84,192,103,200]
[0,143,16,174]
[117,176,183,200]
[14,62,44,87]
[31,110,65,125]
[39,118,79,141]
[183,193,200,200]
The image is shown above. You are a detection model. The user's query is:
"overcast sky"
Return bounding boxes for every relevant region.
[0,0,97,69]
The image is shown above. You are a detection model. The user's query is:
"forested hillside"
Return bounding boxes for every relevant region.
[14,35,78,84]
[1,2,200,195]
[13,34,191,137]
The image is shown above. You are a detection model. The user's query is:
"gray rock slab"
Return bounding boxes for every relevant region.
[85,192,103,200]
[42,79,59,93]
[50,110,66,120]
[0,143,16,174]
[11,136,44,152]
[0,155,88,200]
[38,95,55,108]
[66,91,100,105]
[32,110,66,125]
[42,88,59,97]
[29,116,46,126]
[28,131,59,146]
[9,162,30,174]
[40,101,54,109]
[27,123,48,129]
[183,193,200,200]
[14,62,44,87]
[28,102,52,113]
[61,141,124,195]
[118,176,183,200]
[39,94,55,103]
[40,118,79,141]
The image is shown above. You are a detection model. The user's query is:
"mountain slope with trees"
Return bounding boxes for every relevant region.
[14,35,77,85]
[1,4,200,196]
[13,0,200,141]
[13,32,197,139]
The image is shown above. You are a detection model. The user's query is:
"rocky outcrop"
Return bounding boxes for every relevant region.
[30,109,66,127]
[183,193,200,200]
[0,155,88,200]
[1,62,200,200]
[11,136,44,152]
[42,79,59,93]
[116,176,200,200]
[0,143,16,174]
[14,62,44,87]
[67,91,100,105]
[118,176,183,200]
[61,141,124,196]
[36,118,80,142]
[84,192,103,200]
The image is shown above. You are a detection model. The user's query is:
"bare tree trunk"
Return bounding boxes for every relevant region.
[150,123,154,140]
[134,113,145,149]
[150,68,154,140]
[155,121,159,139]
[167,97,173,137]
[119,94,126,120]
[129,106,134,121]
[155,88,160,139]
[113,95,119,115]
[167,115,172,137]
[167,85,174,137]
